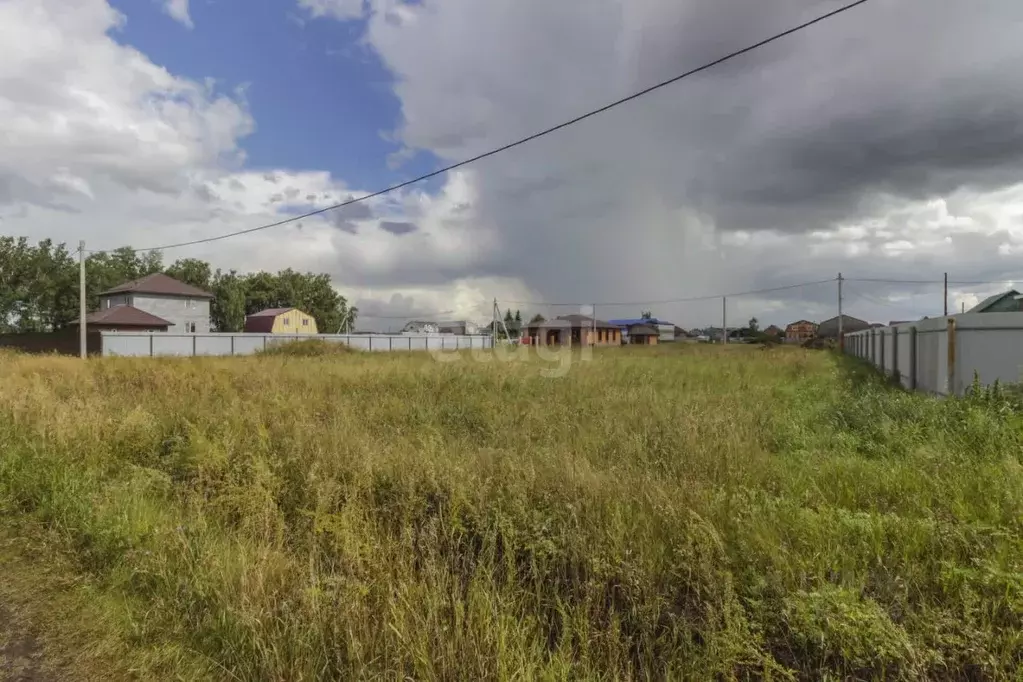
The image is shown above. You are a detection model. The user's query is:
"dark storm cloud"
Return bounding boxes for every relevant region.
[325,196,374,233]
[379,220,417,235]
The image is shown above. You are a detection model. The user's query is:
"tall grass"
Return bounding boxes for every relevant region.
[0,345,1021,680]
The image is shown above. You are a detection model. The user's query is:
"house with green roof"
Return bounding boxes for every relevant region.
[967,289,1023,313]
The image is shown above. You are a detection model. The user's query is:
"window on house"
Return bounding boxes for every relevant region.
[302,319,308,326]
[283,317,290,326]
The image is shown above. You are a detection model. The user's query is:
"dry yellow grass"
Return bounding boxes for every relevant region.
[0,344,1021,680]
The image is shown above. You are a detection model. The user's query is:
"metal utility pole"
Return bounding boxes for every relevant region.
[78,240,87,359]
[722,296,727,344]
[837,272,843,351]
[943,272,948,317]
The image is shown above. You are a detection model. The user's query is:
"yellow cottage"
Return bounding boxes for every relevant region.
[244,307,319,334]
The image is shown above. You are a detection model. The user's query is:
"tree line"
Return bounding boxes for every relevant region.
[0,237,357,334]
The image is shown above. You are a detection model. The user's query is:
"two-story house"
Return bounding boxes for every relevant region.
[90,273,214,333]
[785,320,817,343]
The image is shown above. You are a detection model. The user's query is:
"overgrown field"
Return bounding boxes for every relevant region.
[1,345,1021,680]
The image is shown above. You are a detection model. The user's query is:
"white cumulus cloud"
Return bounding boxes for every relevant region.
[162,0,193,28]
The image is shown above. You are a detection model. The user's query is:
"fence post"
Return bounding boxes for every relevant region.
[193,334,197,357]
[879,329,885,374]
[230,335,235,356]
[946,317,957,395]
[909,326,917,391]
[149,333,154,357]
[891,328,899,383]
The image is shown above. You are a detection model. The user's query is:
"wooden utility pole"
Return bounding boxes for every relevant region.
[943,272,948,317]
[79,240,87,359]
[837,272,844,351]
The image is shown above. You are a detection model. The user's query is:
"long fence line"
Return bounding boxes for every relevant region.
[844,312,1023,396]
[100,332,494,357]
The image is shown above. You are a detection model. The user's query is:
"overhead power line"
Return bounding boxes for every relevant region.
[846,277,1021,286]
[96,0,873,255]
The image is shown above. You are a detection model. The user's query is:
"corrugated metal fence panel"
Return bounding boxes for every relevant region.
[102,334,152,357]
[896,328,912,389]
[845,313,1023,396]
[100,332,493,357]
[955,314,1023,390]
[152,335,197,357]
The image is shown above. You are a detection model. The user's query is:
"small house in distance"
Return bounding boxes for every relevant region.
[244,308,318,334]
[401,320,439,334]
[763,324,783,338]
[817,314,870,339]
[522,315,621,346]
[437,320,480,335]
[785,320,817,343]
[625,323,659,345]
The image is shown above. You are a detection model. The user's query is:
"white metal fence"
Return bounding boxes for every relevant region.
[844,312,1023,395]
[100,332,494,357]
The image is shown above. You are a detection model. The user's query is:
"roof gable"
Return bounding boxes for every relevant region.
[248,307,295,318]
[969,289,1021,313]
[73,305,173,327]
[100,273,214,299]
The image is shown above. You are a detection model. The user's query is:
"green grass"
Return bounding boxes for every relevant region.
[0,344,1021,680]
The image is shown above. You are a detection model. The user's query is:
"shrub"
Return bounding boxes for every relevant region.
[257,337,358,357]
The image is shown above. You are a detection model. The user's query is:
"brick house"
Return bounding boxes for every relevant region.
[785,320,817,343]
[522,315,621,346]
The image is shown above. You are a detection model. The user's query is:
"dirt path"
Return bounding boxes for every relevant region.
[0,601,52,682]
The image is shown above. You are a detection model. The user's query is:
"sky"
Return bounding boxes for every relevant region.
[3,0,1023,331]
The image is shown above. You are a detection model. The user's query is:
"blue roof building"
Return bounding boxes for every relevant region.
[607,318,673,327]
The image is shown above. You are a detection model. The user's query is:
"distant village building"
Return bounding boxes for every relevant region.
[437,320,480,335]
[785,320,817,343]
[401,320,439,334]
[522,315,621,346]
[244,308,318,334]
[625,323,659,345]
[817,315,871,339]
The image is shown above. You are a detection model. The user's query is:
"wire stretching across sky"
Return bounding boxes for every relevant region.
[94,0,874,255]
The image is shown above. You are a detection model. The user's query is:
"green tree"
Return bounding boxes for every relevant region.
[748,317,759,334]
[210,270,248,332]
[165,258,213,293]
[0,239,356,337]
[641,310,653,320]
